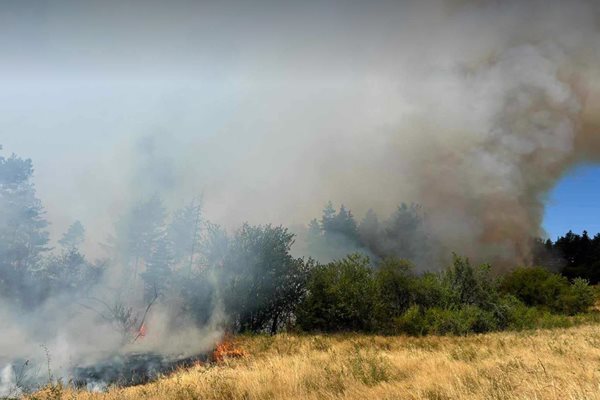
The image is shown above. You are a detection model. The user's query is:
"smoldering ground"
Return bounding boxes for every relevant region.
[2,0,600,393]
[0,260,225,395]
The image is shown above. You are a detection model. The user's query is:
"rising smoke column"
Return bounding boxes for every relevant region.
[388,1,600,266]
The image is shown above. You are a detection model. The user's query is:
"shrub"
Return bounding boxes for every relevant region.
[561,277,595,315]
[297,254,596,336]
[411,272,452,309]
[442,255,499,309]
[394,305,428,336]
[500,267,565,311]
[393,257,512,336]
[373,257,416,331]
[501,267,595,315]
[425,306,499,335]
[501,295,539,330]
[296,254,377,332]
[394,304,502,336]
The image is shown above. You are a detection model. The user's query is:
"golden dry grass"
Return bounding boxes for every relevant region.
[31,324,600,400]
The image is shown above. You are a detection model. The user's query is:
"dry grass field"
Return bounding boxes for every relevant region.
[28,323,600,400]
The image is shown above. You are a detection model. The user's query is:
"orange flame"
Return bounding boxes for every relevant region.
[212,335,247,362]
[138,323,147,338]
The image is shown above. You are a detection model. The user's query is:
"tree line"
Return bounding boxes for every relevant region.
[534,231,600,284]
[0,145,597,338]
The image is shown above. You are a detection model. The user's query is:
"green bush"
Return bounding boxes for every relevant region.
[426,306,499,335]
[394,305,428,336]
[296,254,377,332]
[504,302,573,330]
[411,272,452,309]
[501,295,540,330]
[297,254,596,336]
[373,257,416,332]
[500,267,595,315]
[411,256,502,311]
[561,277,595,315]
[500,267,566,311]
[442,255,499,309]
[394,305,500,336]
[389,257,516,335]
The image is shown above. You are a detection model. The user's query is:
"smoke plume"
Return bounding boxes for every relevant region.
[2,0,599,266]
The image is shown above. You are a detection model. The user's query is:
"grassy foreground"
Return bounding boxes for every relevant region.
[29,324,600,400]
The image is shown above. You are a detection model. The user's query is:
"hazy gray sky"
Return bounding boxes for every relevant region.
[1,1,416,249]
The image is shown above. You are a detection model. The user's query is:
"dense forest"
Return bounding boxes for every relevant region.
[0,145,597,339]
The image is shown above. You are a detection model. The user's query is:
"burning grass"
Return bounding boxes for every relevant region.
[211,335,247,363]
[25,323,600,400]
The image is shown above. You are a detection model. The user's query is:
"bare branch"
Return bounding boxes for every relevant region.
[131,285,159,343]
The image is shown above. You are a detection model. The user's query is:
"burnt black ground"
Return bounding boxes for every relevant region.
[71,352,209,388]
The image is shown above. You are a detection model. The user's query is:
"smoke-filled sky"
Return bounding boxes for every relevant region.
[2,0,600,263]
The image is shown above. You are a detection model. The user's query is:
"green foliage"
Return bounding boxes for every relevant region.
[395,305,499,336]
[411,272,452,309]
[502,299,576,331]
[562,277,595,315]
[500,267,564,309]
[373,258,416,331]
[1,143,597,341]
[425,306,498,335]
[442,256,497,308]
[394,305,428,336]
[298,253,595,336]
[296,254,377,332]
[501,295,541,330]
[500,267,595,315]
[221,223,313,334]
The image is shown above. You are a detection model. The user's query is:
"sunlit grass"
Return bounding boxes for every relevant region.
[27,321,600,400]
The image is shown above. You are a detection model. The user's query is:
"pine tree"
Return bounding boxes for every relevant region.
[381,203,428,262]
[168,199,202,271]
[320,201,336,232]
[141,236,173,301]
[59,220,85,250]
[359,209,381,256]
[332,205,360,243]
[0,146,50,305]
[111,196,167,289]
[306,218,322,255]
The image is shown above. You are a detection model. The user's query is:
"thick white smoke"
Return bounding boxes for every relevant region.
[388,1,600,265]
